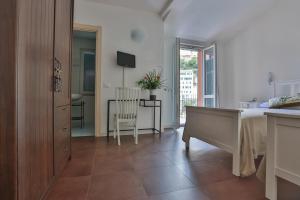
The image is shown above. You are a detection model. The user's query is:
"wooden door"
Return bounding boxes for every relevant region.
[54,106,71,174]
[16,0,55,199]
[53,0,73,176]
[54,0,73,107]
[0,1,17,199]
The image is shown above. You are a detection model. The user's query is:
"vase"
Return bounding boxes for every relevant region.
[149,90,156,101]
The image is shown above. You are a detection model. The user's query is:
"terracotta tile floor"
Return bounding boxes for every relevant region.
[46,130,299,200]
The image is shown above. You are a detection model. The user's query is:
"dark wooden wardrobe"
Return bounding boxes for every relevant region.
[0,0,74,200]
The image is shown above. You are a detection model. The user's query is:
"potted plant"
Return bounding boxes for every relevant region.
[137,70,164,100]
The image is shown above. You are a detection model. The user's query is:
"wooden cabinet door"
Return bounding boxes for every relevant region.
[0,1,17,199]
[54,106,71,175]
[54,0,73,107]
[53,0,73,176]
[16,0,55,199]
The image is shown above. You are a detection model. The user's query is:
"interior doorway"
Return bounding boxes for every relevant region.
[72,24,101,137]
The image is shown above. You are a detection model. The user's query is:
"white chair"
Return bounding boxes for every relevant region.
[113,87,141,145]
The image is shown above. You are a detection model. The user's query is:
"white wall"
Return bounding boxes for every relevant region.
[74,1,169,136]
[217,0,300,108]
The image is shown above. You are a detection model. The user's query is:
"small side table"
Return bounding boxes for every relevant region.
[72,100,85,128]
[106,99,162,142]
[139,99,162,135]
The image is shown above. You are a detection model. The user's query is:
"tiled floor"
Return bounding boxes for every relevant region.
[46,130,296,200]
[72,124,95,137]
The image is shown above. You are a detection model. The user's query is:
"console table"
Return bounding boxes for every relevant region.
[106,99,162,141]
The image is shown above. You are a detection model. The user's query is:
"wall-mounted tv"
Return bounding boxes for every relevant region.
[117,51,136,68]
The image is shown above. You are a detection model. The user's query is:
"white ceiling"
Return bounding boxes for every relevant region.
[79,0,276,41]
[83,0,169,14]
[165,0,276,41]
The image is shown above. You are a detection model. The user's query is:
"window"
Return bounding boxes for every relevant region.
[81,51,96,94]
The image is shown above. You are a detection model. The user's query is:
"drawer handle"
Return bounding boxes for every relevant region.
[61,108,67,111]
[63,127,68,131]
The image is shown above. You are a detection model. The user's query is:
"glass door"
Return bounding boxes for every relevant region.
[179,48,202,125]
[203,44,216,107]
[174,42,216,127]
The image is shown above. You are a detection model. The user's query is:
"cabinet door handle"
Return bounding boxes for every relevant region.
[63,127,68,131]
[54,57,63,93]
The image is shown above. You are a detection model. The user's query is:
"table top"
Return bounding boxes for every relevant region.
[265,109,300,119]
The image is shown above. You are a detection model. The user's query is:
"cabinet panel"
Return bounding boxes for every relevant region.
[53,0,73,177]
[54,106,71,175]
[0,1,17,199]
[54,0,73,107]
[54,105,70,130]
[54,105,71,175]
[16,0,55,199]
[1,0,73,199]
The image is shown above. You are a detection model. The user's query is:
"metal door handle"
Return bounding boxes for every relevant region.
[54,58,63,93]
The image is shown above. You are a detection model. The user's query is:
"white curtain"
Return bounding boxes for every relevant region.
[174,38,181,128]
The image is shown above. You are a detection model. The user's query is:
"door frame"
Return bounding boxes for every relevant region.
[73,23,102,137]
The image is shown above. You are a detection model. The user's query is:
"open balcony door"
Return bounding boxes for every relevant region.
[202,44,217,108]
[174,42,217,127]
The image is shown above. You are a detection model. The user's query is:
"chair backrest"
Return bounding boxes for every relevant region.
[115,87,141,120]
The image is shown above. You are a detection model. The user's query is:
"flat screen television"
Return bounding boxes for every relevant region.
[117,51,136,68]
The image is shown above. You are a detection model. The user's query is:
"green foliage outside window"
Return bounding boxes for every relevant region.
[180,57,198,69]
